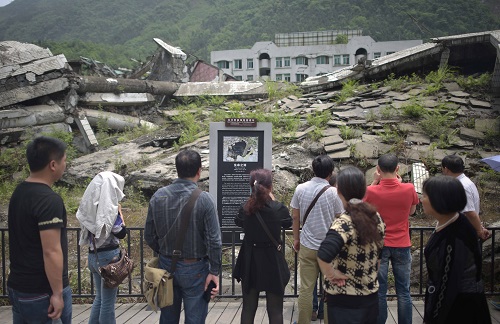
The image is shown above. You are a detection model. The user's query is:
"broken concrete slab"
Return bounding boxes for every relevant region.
[443,82,462,92]
[460,127,485,141]
[407,133,431,145]
[331,105,355,112]
[283,100,304,110]
[393,94,412,101]
[320,135,343,146]
[83,109,158,131]
[475,118,500,132]
[322,127,341,137]
[448,97,468,105]
[333,107,364,119]
[359,101,379,109]
[328,149,351,160]
[353,141,379,158]
[0,104,65,129]
[0,78,69,108]
[449,91,470,98]
[174,81,268,98]
[310,103,334,112]
[325,142,348,153]
[0,41,53,66]
[470,99,492,109]
[79,92,156,106]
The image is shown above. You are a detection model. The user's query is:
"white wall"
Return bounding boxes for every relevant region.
[211,36,423,82]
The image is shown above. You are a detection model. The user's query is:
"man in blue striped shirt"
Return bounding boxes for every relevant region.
[145,149,222,324]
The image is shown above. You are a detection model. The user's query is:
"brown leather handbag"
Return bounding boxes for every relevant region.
[93,238,135,289]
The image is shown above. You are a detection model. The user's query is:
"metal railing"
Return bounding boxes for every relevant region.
[1,227,499,299]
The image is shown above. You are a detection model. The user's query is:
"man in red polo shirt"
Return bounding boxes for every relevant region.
[364,154,419,324]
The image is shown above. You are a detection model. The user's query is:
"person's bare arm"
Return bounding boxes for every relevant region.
[292,208,301,252]
[410,204,416,215]
[464,211,490,240]
[40,228,64,320]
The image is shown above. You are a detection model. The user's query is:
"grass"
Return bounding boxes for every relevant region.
[335,79,359,103]
[401,100,426,119]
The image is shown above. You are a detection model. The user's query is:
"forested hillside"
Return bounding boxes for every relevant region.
[0,0,498,69]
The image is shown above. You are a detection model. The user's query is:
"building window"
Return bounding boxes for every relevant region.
[276,57,283,68]
[247,75,253,81]
[217,61,229,69]
[276,74,283,81]
[342,54,350,65]
[284,57,291,67]
[386,51,395,55]
[284,74,291,82]
[296,56,308,65]
[235,75,242,81]
[234,59,242,69]
[316,56,329,64]
[374,52,381,59]
[334,55,341,65]
[296,74,308,82]
[247,59,254,69]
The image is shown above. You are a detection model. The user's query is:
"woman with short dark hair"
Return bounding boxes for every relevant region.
[421,176,490,324]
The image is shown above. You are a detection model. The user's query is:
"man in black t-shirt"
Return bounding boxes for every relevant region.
[7,136,72,323]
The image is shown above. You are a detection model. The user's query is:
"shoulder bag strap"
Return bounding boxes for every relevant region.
[302,185,331,226]
[171,188,202,274]
[255,211,282,252]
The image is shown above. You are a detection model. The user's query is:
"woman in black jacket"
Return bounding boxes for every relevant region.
[421,176,490,324]
[234,168,292,324]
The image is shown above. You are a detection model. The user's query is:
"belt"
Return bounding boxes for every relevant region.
[89,244,119,253]
[165,256,207,263]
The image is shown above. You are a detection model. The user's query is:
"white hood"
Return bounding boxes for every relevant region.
[76,171,125,248]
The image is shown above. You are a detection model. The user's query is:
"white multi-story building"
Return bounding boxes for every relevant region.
[210,30,422,82]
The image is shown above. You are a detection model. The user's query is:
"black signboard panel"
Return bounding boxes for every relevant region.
[217,130,264,230]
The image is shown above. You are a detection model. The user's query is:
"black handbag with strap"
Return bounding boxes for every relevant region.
[302,185,331,226]
[255,211,290,288]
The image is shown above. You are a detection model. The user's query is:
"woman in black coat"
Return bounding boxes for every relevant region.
[421,176,491,324]
[233,168,292,324]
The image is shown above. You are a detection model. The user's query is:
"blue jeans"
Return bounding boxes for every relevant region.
[377,247,412,324]
[88,248,120,324]
[158,255,210,324]
[8,285,72,324]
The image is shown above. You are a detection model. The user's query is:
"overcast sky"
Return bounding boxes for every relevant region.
[0,0,13,7]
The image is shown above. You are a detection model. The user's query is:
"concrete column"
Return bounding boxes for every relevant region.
[439,47,450,67]
[492,53,500,95]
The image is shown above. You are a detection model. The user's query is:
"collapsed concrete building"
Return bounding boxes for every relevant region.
[1,30,499,155]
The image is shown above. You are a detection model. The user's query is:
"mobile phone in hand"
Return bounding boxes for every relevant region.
[203,280,216,302]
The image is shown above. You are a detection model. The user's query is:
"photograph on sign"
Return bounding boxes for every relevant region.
[223,136,259,162]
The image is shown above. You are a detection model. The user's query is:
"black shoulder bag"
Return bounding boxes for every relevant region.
[255,211,291,288]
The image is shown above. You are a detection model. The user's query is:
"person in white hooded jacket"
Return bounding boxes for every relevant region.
[76,171,127,324]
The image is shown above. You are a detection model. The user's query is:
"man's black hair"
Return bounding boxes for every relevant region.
[26,136,67,172]
[442,155,465,174]
[175,149,202,179]
[312,155,334,179]
[377,153,398,173]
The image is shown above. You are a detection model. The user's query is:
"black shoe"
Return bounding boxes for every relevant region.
[317,312,324,320]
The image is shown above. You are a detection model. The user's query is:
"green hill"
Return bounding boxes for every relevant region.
[0,0,499,69]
